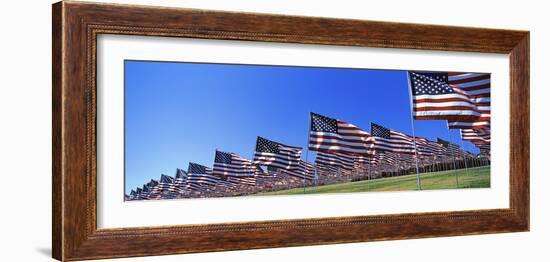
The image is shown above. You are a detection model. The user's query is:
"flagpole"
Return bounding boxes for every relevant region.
[458,132,470,170]
[458,130,474,188]
[303,150,309,194]
[460,129,468,169]
[446,123,460,188]
[250,143,260,195]
[406,72,422,190]
[304,113,311,194]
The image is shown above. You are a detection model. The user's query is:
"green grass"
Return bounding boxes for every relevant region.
[257,166,490,195]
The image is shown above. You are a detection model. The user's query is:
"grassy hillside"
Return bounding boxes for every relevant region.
[257,166,490,195]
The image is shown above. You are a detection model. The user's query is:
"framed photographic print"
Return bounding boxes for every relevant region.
[52,1,529,261]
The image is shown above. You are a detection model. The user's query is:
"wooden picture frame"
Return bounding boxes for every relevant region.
[52,1,529,261]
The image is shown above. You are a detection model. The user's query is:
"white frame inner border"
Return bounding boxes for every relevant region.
[97,34,509,229]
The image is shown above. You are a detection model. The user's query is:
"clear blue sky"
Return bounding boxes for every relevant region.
[124,60,480,192]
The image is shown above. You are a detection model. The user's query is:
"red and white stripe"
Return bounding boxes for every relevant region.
[213,153,256,177]
[415,137,441,157]
[227,176,256,186]
[411,72,490,124]
[253,145,302,170]
[373,131,416,155]
[460,128,491,145]
[309,120,375,157]
[447,73,491,129]
[315,151,356,170]
[280,160,315,180]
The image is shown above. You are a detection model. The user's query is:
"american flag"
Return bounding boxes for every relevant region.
[129,189,136,200]
[437,138,462,157]
[253,136,314,180]
[254,165,276,177]
[140,184,150,200]
[378,152,397,165]
[227,176,256,186]
[415,137,441,157]
[309,112,375,157]
[317,163,338,172]
[376,152,409,167]
[213,150,258,186]
[254,165,280,179]
[446,73,491,129]
[253,136,302,170]
[371,123,416,154]
[186,162,219,190]
[315,151,355,171]
[159,174,177,198]
[146,178,162,199]
[460,128,491,145]
[215,176,237,188]
[408,72,490,128]
[255,166,285,185]
[371,152,398,171]
[185,183,206,192]
[173,168,187,193]
[395,154,417,165]
[213,150,256,177]
[280,160,316,180]
[135,187,143,200]
[478,144,491,157]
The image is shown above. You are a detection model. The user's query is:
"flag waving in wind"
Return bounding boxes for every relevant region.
[213,150,256,177]
[253,137,314,180]
[408,71,490,128]
[280,160,316,180]
[308,112,374,157]
[186,162,219,190]
[213,150,257,186]
[315,151,355,171]
[253,136,302,170]
[446,72,491,129]
[173,168,187,193]
[371,123,416,154]
[437,138,461,158]
[415,137,441,157]
[460,128,491,145]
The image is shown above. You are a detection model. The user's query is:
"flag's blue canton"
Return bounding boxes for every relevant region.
[188,162,209,174]
[160,174,174,183]
[130,190,136,196]
[142,185,149,193]
[255,137,280,154]
[311,112,338,133]
[215,151,233,164]
[409,72,452,96]
[371,123,391,139]
[175,168,187,179]
[148,179,159,187]
[135,188,142,194]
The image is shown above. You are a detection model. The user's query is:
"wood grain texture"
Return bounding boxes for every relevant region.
[509,35,530,226]
[52,1,530,261]
[52,2,63,260]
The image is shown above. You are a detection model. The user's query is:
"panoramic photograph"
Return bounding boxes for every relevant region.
[124,61,491,201]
